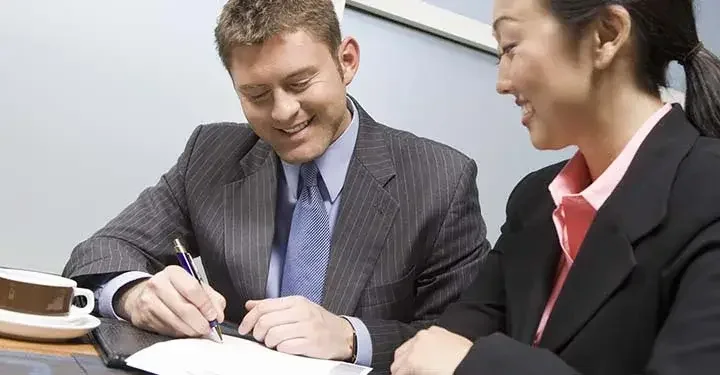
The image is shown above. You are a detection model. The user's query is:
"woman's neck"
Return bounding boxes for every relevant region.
[575,86,665,181]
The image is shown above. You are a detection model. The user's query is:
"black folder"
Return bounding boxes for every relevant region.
[89,317,251,369]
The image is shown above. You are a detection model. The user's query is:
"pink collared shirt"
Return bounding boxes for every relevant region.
[533,103,672,345]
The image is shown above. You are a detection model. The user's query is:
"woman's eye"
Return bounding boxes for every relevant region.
[501,43,517,56]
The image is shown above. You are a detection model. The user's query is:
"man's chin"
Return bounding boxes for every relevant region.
[277,147,325,165]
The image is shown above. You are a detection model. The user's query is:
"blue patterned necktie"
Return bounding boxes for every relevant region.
[280,162,332,304]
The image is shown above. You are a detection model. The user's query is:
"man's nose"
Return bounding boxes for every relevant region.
[271,90,300,123]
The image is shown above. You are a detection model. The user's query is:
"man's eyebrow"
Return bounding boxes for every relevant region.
[238,83,267,91]
[284,67,316,80]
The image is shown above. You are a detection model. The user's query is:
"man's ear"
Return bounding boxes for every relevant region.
[337,36,360,85]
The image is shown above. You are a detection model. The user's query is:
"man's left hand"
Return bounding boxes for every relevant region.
[239,296,354,361]
[390,326,472,375]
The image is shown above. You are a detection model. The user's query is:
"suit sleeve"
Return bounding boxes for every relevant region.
[644,220,720,374]
[61,126,204,289]
[453,221,720,375]
[436,249,505,340]
[361,159,491,371]
[435,168,540,340]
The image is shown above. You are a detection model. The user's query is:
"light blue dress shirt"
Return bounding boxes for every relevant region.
[97,97,372,366]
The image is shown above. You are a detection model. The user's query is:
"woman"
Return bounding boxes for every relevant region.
[390,0,720,374]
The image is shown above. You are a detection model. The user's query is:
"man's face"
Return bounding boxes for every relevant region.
[228,31,359,164]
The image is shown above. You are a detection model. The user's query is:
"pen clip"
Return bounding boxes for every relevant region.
[174,238,200,281]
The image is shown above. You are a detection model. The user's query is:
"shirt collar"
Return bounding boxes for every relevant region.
[549,103,672,210]
[281,96,359,203]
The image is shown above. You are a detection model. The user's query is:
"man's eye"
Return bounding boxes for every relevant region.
[248,91,270,101]
[289,81,310,90]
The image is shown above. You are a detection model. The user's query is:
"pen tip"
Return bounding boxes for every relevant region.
[214,326,224,342]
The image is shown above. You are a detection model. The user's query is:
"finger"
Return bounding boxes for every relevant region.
[149,275,210,335]
[238,297,296,334]
[245,299,260,310]
[133,288,197,337]
[394,337,414,360]
[263,321,306,348]
[275,338,310,357]
[148,301,199,338]
[390,362,410,375]
[252,308,304,342]
[390,358,402,375]
[203,283,226,323]
[390,353,413,375]
[166,266,218,321]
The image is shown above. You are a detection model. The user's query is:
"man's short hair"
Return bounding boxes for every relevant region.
[214,0,342,70]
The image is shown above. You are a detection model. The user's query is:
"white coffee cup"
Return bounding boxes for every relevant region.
[0,268,95,316]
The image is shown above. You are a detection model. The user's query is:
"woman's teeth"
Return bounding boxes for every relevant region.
[522,104,534,116]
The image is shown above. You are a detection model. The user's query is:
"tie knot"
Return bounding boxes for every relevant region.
[299,162,320,188]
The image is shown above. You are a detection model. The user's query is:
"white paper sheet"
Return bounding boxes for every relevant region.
[125,335,372,375]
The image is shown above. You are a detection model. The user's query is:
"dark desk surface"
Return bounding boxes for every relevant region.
[0,336,140,374]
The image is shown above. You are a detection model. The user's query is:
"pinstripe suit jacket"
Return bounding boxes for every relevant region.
[63,99,489,371]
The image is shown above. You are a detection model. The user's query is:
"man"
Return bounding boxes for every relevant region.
[62,0,489,372]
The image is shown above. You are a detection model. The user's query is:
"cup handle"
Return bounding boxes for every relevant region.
[71,287,95,315]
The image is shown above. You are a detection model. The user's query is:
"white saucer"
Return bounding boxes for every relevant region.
[0,307,101,342]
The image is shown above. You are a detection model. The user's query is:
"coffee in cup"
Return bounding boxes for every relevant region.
[0,268,95,316]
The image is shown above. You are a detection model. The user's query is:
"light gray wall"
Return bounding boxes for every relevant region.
[0,0,242,272]
[423,0,491,22]
[340,7,573,246]
[0,1,717,273]
[696,1,720,53]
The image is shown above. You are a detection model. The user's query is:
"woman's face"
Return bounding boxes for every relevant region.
[493,0,598,150]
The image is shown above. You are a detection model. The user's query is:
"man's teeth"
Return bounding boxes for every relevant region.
[283,120,310,134]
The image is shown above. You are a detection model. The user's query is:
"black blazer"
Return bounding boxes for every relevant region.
[438,105,720,374]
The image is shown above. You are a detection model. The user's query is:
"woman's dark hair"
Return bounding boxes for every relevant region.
[548,0,720,137]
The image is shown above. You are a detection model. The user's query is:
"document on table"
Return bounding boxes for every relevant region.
[125,335,373,375]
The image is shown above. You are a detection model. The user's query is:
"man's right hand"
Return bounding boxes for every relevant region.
[115,265,226,337]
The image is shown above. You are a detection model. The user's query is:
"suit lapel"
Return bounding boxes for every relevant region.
[503,215,562,344]
[537,216,635,351]
[223,140,278,302]
[322,102,399,315]
[537,105,699,351]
